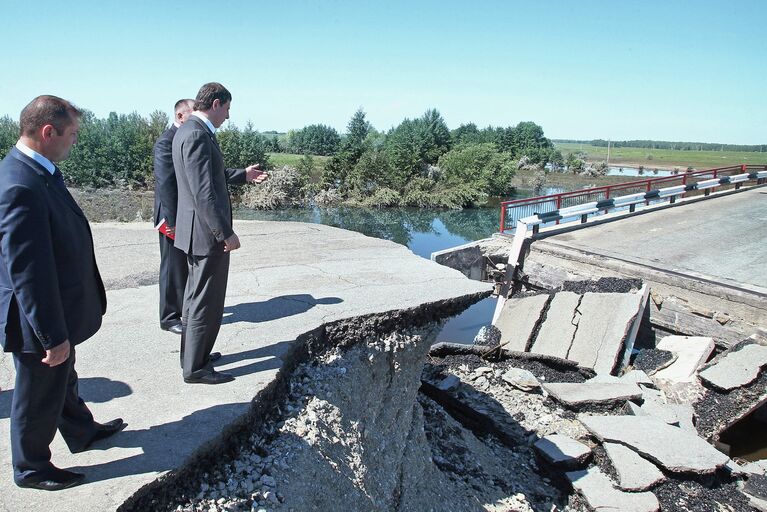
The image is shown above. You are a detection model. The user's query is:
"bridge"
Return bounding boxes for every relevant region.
[497,164,766,347]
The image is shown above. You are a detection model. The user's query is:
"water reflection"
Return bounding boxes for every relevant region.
[236,205,502,259]
[235,205,505,343]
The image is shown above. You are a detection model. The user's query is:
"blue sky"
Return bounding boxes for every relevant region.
[2,0,764,144]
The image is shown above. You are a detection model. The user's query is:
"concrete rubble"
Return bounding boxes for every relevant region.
[602,442,666,491]
[533,434,592,469]
[565,467,660,512]
[492,283,648,375]
[579,414,730,474]
[652,335,715,384]
[698,341,767,391]
[542,381,643,408]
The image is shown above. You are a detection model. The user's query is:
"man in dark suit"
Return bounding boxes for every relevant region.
[172,82,267,385]
[154,98,194,335]
[0,96,125,490]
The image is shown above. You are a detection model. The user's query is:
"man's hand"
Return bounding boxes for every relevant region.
[166,226,176,237]
[245,164,268,184]
[224,233,241,252]
[41,340,71,367]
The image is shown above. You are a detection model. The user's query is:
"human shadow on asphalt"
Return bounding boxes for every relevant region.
[213,340,291,378]
[0,377,132,419]
[68,402,250,483]
[222,294,343,325]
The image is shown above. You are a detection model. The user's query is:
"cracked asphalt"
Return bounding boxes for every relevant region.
[0,220,490,512]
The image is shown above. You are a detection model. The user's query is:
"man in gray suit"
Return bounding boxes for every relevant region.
[172,82,267,385]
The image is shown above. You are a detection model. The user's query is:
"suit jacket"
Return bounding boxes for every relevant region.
[0,148,107,353]
[172,116,245,256]
[153,125,179,226]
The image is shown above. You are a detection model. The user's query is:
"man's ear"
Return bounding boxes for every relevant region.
[41,124,54,141]
[212,99,220,110]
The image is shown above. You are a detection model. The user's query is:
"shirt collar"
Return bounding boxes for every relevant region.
[173,121,181,128]
[15,141,56,175]
[192,112,216,134]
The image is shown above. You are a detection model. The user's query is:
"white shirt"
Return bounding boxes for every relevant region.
[173,121,181,129]
[15,141,56,175]
[192,112,216,134]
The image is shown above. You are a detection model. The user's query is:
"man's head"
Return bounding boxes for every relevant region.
[193,82,231,128]
[174,98,194,125]
[19,95,82,162]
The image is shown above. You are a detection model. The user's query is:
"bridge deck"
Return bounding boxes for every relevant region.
[0,221,488,511]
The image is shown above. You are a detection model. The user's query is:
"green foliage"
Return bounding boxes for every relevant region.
[285,124,340,156]
[240,165,305,209]
[437,143,516,195]
[362,187,401,208]
[218,122,271,170]
[0,115,19,159]
[61,110,167,189]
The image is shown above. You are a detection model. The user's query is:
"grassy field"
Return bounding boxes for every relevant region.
[555,142,767,170]
[268,152,330,181]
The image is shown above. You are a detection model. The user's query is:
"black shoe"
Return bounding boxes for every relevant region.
[184,370,234,385]
[71,418,126,453]
[162,323,183,335]
[208,352,222,363]
[16,468,85,491]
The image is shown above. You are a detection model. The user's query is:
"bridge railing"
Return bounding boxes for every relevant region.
[499,164,767,233]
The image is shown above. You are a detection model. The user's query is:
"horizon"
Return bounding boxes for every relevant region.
[1,0,764,145]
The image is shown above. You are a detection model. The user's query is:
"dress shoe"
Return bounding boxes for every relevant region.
[184,370,234,385]
[162,323,183,335]
[71,418,126,453]
[16,468,84,491]
[208,352,221,363]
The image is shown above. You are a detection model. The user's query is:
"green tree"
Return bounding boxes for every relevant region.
[0,115,20,159]
[437,143,516,195]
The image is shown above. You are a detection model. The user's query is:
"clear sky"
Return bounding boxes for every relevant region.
[2,0,764,144]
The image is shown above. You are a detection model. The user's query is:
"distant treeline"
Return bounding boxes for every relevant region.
[0,109,562,208]
[555,139,766,152]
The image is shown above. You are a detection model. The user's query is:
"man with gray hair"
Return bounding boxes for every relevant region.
[154,98,194,335]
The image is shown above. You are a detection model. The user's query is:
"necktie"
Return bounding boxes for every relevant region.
[52,167,67,189]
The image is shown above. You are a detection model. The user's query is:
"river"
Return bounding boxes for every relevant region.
[235,204,505,344]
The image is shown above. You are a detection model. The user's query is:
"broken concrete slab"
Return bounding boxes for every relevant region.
[742,474,767,512]
[495,294,549,351]
[543,382,642,407]
[579,415,730,474]
[529,291,580,358]
[534,434,592,469]
[633,348,676,375]
[698,343,767,391]
[603,442,666,491]
[501,368,540,392]
[567,291,646,375]
[652,336,715,384]
[630,400,696,432]
[566,467,660,512]
[437,374,461,391]
[621,370,654,387]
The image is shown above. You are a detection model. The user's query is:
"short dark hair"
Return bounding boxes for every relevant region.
[194,82,232,111]
[174,98,194,113]
[19,95,82,137]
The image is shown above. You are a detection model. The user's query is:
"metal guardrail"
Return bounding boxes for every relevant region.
[499,164,767,233]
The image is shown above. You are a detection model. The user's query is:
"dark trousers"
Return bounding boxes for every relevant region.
[180,251,230,379]
[11,347,97,483]
[158,233,188,329]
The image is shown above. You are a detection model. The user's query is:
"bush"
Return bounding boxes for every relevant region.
[240,165,304,210]
[363,187,401,208]
[437,143,515,196]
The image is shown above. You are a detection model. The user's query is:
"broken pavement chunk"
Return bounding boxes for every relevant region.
[566,291,645,375]
[529,291,581,359]
[566,466,660,512]
[603,442,666,491]
[501,368,540,392]
[652,336,714,384]
[534,434,592,469]
[494,294,549,352]
[579,415,730,474]
[698,342,767,391]
[543,382,642,407]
